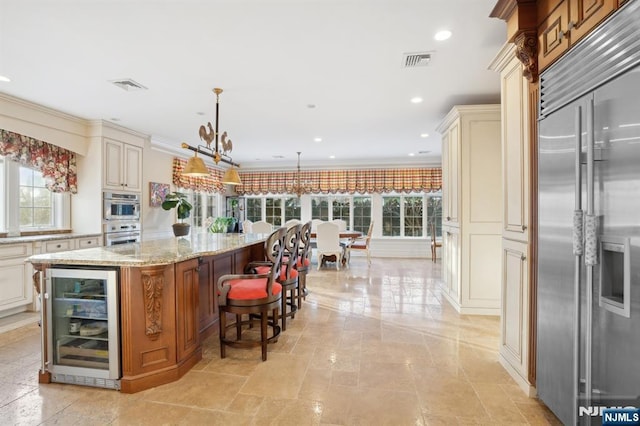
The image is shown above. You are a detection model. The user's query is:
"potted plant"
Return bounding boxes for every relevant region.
[161,192,193,237]
[208,216,236,233]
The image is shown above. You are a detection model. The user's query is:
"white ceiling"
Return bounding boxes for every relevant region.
[0,0,505,170]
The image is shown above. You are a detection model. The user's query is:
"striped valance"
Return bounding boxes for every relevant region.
[172,158,225,193]
[235,168,441,195]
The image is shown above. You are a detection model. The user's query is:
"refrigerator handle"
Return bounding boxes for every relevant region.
[572,105,583,426]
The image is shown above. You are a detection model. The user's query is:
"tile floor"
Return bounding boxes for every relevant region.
[0,256,561,425]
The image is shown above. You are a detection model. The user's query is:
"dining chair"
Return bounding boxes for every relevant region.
[284,219,301,229]
[251,221,273,234]
[217,227,286,361]
[430,222,442,262]
[310,219,324,233]
[331,219,347,231]
[241,219,253,233]
[316,221,342,270]
[348,221,374,265]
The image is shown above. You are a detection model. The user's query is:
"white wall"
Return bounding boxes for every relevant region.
[142,142,176,240]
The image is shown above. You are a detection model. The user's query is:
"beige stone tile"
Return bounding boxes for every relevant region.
[297,368,332,401]
[358,361,414,392]
[0,385,86,425]
[202,352,263,376]
[331,370,358,387]
[252,397,323,426]
[180,408,254,426]
[240,352,309,399]
[109,400,193,425]
[141,370,246,410]
[227,393,264,416]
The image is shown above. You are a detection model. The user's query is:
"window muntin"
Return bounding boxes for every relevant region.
[404,196,423,237]
[311,196,329,221]
[352,196,371,234]
[246,198,262,222]
[382,196,401,236]
[284,197,300,221]
[19,166,53,228]
[332,196,350,224]
[265,197,282,226]
[427,194,442,237]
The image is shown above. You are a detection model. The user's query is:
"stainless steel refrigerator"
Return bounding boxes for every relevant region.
[537,2,640,424]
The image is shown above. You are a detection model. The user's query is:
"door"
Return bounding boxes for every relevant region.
[589,66,640,410]
[538,94,587,425]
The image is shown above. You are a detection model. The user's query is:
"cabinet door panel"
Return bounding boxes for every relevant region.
[175,259,199,362]
[197,257,217,335]
[569,0,616,43]
[447,122,460,225]
[501,239,529,374]
[538,1,570,71]
[104,139,124,189]
[123,144,142,191]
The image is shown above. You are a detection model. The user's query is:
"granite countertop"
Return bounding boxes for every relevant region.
[26,232,267,267]
[0,232,103,245]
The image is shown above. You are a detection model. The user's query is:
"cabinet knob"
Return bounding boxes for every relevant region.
[56,244,61,248]
[522,225,527,231]
[568,21,575,31]
[521,255,527,261]
[87,241,92,244]
[559,30,566,41]
[446,216,451,221]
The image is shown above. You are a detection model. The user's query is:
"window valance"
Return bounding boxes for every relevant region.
[172,158,225,193]
[235,167,442,195]
[0,129,78,193]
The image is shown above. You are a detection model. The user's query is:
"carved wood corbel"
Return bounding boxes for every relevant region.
[514,30,538,82]
[142,271,164,339]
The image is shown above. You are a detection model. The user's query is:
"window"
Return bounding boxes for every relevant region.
[352,196,371,234]
[0,157,69,232]
[265,197,282,226]
[404,196,423,237]
[427,194,442,237]
[179,190,218,228]
[311,196,329,220]
[284,197,300,221]
[382,194,429,237]
[246,198,262,222]
[382,196,401,236]
[20,166,53,229]
[332,196,350,224]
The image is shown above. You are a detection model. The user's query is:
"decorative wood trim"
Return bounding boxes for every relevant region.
[142,269,165,339]
[527,81,539,385]
[514,30,538,82]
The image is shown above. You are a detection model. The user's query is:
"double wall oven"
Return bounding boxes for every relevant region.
[103,192,141,246]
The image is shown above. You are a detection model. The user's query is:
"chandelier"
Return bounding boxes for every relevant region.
[182,88,242,185]
[289,151,310,197]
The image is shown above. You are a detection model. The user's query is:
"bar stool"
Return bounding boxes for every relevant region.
[217,227,286,361]
[296,220,312,306]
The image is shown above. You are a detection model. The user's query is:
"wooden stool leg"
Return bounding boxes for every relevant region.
[219,311,226,359]
[281,292,287,331]
[236,314,242,340]
[261,313,268,361]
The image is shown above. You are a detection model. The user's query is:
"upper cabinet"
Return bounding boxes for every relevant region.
[538,0,617,71]
[441,120,461,227]
[103,138,143,192]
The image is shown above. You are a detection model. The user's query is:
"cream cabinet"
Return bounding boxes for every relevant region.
[0,243,33,317]
[442,119,460,227]
[437,105,502,315]
[103,138,143,192]
[490,43,535,395]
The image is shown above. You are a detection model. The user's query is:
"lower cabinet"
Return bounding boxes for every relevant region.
[175,259,200,363]
[0,244,33,315]
[442,227,461,304]
[499,238,534,394]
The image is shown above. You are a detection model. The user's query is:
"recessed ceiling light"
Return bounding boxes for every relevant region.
[329,155,335,159]
[0,75,10,82]
[409,153,415,156]
[434,30,452,41]
[273,155,285,159]
[110,118,121,122]
[314,137,322,143]
[411,97,423,104]
[418,150,431,155]
[307,104,316,109]
[420,133,429,138]
[196,112,206,116]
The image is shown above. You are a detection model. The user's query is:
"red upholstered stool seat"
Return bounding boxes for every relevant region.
[225,278,282,301]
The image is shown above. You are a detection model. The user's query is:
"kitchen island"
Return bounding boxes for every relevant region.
[27,233,266,393]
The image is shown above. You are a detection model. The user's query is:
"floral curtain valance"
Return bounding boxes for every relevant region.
[172,158,225,193]
[235,167,442,195]
[0,129,78,193]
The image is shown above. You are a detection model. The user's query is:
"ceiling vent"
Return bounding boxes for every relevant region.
[110,78,148,91]
[402,52,432,68]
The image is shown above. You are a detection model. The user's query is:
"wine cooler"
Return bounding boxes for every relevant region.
[44,267,120,389]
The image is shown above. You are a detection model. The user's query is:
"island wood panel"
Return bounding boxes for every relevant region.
[119,264,179,393]
[175,258,201,364]
[197,256,218,339]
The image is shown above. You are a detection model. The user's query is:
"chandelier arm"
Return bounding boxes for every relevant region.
[181,143,240,168]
